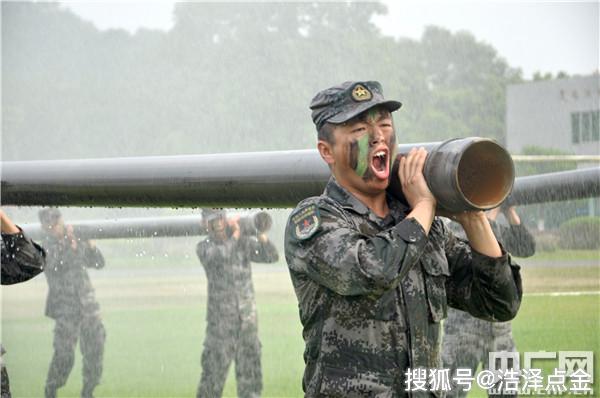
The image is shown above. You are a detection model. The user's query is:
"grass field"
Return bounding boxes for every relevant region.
[1,256,598,397]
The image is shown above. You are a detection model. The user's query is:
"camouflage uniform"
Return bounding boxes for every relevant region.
[1,229,46,398]
[196,232,279,398]
[1,229,46,285]
[41,233,106,398]
[285,178,523,397]
[442,221,535,398]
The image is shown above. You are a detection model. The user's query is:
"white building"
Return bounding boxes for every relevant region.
[506,74,599,155]
[506,74,600,222]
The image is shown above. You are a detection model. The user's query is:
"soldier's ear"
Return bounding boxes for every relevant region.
[317,140,335,167]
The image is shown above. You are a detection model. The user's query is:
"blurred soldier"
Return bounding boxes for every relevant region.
[39,208,106,398]
[284,81,523,397]
[196,209,279,398]
[443,206,536,398]
[1,209,46,398]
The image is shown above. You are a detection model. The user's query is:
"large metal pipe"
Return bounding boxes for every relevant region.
[17,168,600,241]
[388,138,514,211]
[506,167,600,206]
[1,138,515,210]
[21,211,272,241]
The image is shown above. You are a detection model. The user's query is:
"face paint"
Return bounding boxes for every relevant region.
[349,133,370,177]
[347,108,395,181]
[366,108,381,124]
[389,133,397,171]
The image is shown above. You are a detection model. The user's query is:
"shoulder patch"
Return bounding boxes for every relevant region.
[291,204,321,240]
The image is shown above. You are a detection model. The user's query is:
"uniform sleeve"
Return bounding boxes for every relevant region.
[285,201,428,296]
[81,241,105,269]
[443,222,523,322]
[243,236,279,263]
[500,224,536,258]
[1,230,46,285]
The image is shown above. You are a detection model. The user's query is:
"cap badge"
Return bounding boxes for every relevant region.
[351,84,372,102]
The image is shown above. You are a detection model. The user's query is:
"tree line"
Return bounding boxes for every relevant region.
[3,2,523,162]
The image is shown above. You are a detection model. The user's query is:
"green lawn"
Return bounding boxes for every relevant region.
[2,263,598,397]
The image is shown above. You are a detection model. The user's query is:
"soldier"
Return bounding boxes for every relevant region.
[196,209,279,398]
[1,209,46,398]
[39,208,106,398]
[442,206,536,397]
[284,81,523,397]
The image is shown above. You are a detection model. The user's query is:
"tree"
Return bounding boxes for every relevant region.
[3,2,525,161]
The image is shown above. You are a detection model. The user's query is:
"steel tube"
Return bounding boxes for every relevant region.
[1,144,437,208]
[21,211,272,241]
[18,168,600,241]
[23,216,206,240]
[506,167,600,206]
[4,143,597,210]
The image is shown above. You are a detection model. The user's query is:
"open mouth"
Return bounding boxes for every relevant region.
[370,148,390,180]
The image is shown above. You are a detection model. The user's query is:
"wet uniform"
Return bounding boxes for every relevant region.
[442,220,535,397]
[285,178,523,397]
[1,229,46,398]
[41,233,106,398]
[196,232,279,398]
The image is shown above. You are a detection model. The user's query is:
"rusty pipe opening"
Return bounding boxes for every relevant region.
[456,140,515,210]
[388,137,515,212]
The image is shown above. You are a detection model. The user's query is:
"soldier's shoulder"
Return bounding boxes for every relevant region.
[290,195,345,218]
[196,237,212,250]
[288,195,345,240]
[287,197,322,241]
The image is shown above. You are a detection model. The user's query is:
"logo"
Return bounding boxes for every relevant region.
[351,84,372,102]
[292,204,321,240]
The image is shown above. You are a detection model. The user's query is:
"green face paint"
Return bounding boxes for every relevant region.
[366,108,380,124]
[352,133,371,177]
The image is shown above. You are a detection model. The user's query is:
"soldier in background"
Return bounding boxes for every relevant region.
[1,209,46,398]
[196,209,279,398]
[442,205,536,397]
[39,208,106,398]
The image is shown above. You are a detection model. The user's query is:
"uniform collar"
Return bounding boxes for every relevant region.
[323,177,409,223]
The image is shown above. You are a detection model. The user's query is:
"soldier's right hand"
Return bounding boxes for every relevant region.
[399,147,436,210]
[66,224,78,249]
[227,217,241,240]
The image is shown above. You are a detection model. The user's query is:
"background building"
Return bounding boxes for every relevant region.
[506,74,599,155]
[506,74,600,224]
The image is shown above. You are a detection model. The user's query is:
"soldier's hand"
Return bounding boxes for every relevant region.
[486,206,502,221]
[0,209,20,234]
[66,224,78,249]
[399,147,436,209]
[502,205,521,225]
[441,210,487,227]
[227,218,241,240]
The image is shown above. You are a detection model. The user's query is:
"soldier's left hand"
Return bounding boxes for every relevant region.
[439,209,487,227]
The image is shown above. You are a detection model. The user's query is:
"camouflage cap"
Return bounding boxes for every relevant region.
[202,208,226,222]
[310,81,402,131]
[38,207,62,225]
